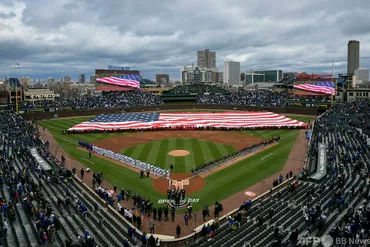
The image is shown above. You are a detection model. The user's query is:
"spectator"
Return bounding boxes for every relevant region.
[149,219,155,234]
[19,91,163,110]
[80,168,84,179]
[197,90,288,107]
[176,225,181,238]
[184,212,189,226]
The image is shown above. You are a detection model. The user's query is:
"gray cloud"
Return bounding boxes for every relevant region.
[0,0,370,81]
[0,11,15,18]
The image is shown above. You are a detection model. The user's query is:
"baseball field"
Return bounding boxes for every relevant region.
[39,113,314,211]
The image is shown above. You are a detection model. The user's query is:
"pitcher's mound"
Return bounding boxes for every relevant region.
[168,150,190,157]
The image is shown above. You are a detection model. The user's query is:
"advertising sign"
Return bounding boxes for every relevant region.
[108,65,131,70]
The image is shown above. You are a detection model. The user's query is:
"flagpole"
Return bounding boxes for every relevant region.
[331,61,334,108]
[15,58,18,113]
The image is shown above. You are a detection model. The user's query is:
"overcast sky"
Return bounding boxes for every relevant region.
[1,0,370,81]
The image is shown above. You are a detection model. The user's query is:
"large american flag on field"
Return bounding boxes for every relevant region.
[293,81,335,95]
[96,74,140,89]
[68,112,306,131]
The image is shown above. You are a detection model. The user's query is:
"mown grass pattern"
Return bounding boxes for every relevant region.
[121,138,236,173]
[38,114,314,210]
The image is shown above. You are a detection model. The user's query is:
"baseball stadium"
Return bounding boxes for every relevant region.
[3,69,369,247]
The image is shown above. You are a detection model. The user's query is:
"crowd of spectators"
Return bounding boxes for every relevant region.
[171,85,228,95]
[20,91,163,109]
[9,91,370,246]
[188,100,370,247]
[197,90,288,107]
[163,85,229,95]
[0,111,139,246]
[0,111,67,245]
[93,179,168,246]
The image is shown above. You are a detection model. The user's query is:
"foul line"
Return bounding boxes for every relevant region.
[261,153,275,160]
[184,130,303,181]
[81,158,95,164]
[41,131,77,145]
[184,143,278,181]
[280,130,300,139]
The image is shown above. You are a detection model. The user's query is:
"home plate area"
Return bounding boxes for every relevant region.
[163,178,199,209]
[169,179,190,189]
[153,173,206,209]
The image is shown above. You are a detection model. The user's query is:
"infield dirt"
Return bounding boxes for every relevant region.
[153,173,206,194]
[92,130,264,152]
[38,125,308,237]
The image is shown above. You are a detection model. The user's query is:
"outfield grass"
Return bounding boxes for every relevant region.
[38,114,314,211]
[191,129,300,203]
[121,138,236,172]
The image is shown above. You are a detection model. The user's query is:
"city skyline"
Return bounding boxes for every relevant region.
[1,0,370,81]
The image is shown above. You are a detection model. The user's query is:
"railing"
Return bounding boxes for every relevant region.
[44,152,146,241]
[160,176,297,247]
[304,110,327,172]
[41,138,299,246]
[37,108,318,246]
[303,119,316,171]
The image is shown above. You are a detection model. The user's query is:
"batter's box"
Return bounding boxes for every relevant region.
[181,179,189,185]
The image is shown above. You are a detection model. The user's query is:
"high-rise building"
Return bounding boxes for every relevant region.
[155,74,170,84]
[240,72,245,83]
[61,76,72,83]
[246,73,266,84]
[252,69,283,82]
[219,72,223,84]
[90,75,96,84]
[180,66,215,84]
[47,77,55,85]
[197,49,216,69]
[78,74,85,83]
[348,40,360,75]
[19,77,31,88]
[223,60,240,85]
[354,68,369,83]
[212,72,221,84]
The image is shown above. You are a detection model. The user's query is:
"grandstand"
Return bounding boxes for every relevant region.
[0,112,140,246]
[161,85,230,102]
[4,85,370,247]
[186,100,370,247]
[19,91,163,110]
[278,75,296,87]
[197,90,288,107]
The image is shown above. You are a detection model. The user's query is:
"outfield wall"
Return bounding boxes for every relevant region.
[20,104,318,120]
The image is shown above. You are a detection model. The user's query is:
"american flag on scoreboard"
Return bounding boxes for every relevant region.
[293,81,335,95]
[96,74,140,89]
[68,112,306,131]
